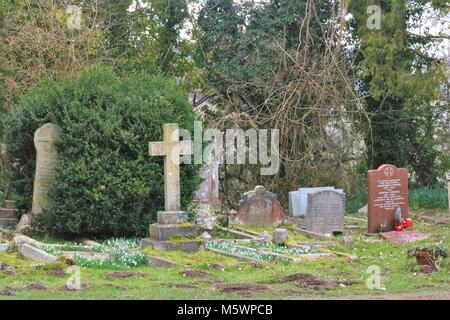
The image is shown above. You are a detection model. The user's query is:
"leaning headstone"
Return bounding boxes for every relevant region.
[16,214,31,233]
[273,229,288,245]
[289,187,342,216]
[305,190,345,235]
[237,186,284,227]
[194,161,220,211]
[367,164,408,233]
[141,124,203,252]
[19,243,57,262]
[31,123,61,215]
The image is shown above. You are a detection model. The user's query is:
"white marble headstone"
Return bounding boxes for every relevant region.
[289,187,338,216]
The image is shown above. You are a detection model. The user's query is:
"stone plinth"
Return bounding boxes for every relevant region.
[142,211,203,252]
[149,223,197,241]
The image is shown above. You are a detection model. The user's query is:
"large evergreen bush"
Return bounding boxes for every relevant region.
[4,68,200,237]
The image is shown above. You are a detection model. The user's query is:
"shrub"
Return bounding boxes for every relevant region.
[4,68,200,238]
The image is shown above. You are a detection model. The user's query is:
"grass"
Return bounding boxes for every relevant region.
[346,185,449,213]
[1,216,449,300]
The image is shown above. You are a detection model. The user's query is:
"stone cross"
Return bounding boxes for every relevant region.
[149,124,193,211]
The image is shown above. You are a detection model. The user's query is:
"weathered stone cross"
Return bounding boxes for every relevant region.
[149,123,193,211]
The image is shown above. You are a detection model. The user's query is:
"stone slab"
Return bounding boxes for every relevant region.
[141,238,204,253]
[13,235,45,248]
[147,255,179,268]
[149,223,197,241]
[19,243,57,262]
[205,247,267,263]
[157,211,188,225]
[294,228,332,240]
[61,251,109,261]
[379,231,428,244]
[219,227,263,240]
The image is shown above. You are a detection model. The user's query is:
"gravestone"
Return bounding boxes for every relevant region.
[289,187,343,216]
[237,186,284,227]
[141,123,203,252]
[194,161,220,211]
[305,190,345,235]
[31,123,61,215]
[367,164,408,233]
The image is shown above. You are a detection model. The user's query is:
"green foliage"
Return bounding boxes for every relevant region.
[346,186,449,213]
[409,186,449,210]
[349,0,448,186]
[4,68,200,237]
[407,243,448,259]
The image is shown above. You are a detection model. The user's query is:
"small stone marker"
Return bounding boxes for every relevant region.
[237,186,284,227]
[31,123,61,215]
[305,190,345,235]
[367,164,408,233]
[379,231,428,244]
[273,229,288,245]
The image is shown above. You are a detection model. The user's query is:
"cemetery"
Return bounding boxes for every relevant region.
[0,1,449,301]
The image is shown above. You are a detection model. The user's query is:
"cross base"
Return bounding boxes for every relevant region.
[141,211,204,252]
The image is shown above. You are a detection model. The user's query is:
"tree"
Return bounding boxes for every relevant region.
[349,0,449,186]
[4,68,200,238]
[195,0,360,205]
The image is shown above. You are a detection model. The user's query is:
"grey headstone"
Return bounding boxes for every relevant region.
[306,190,345,235]
[290,187,338,216]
